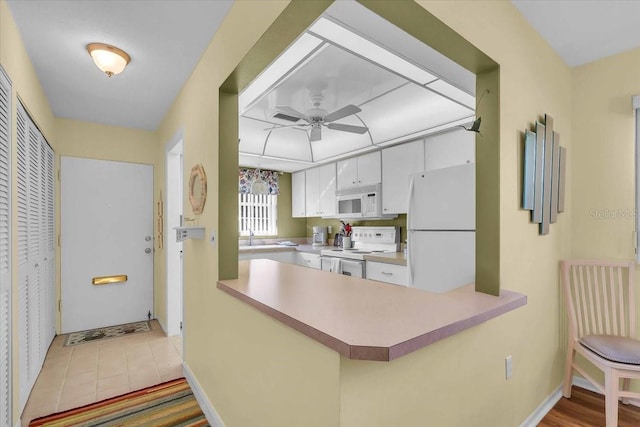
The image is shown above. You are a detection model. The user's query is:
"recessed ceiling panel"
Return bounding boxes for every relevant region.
[360,84,474,143]
[310,130,372,162]
[263,129,313,162]
[243,44,406,123]
[239,117,270,155]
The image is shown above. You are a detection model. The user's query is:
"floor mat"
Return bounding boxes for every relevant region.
[64,321,151,346]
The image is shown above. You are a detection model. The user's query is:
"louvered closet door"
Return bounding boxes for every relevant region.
[17,103,31,409]
[16,102,55,411]
[0,68,12,427]
[44,144,55,343]
[27,121,42,386]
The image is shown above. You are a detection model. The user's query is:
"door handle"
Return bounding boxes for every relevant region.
[145,248,152,254]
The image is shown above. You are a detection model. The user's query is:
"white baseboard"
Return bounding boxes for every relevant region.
[519,384,563,427]
[183,362,225,427]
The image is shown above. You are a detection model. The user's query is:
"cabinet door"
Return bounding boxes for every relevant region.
[291,171,306,218]
[336,158,358,189]
[424,127,475,171]
[366,261,407,286]
[296,252,321,269]
[382,141,424,214]
[356,151,381,186]
[318,163,336,216]
[305,167,320,217]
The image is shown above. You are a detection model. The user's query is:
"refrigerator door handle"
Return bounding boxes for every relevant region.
[407,174,415,230]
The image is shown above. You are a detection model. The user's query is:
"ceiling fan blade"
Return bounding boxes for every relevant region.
[275,106,309,121]
[326,123,369,134]
[264,123,308,131]
[324,104,361,123]
[310,126,322,142]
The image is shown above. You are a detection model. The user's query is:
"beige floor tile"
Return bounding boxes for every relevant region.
[96,383,130,402]
[97,372,129,391]
[21,322,182,426]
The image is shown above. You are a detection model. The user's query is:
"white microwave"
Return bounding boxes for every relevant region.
[336,184,382,218]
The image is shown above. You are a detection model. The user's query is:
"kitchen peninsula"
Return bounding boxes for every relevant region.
[218,259,526,361]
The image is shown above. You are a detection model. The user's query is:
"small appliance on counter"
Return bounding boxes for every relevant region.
[312,226,328,246]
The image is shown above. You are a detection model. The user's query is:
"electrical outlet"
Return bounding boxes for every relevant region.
[505,355,513,379]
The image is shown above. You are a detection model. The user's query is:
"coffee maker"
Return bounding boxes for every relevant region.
[312,226,328,246]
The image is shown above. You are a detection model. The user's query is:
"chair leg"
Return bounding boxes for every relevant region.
[621,378,631,405]
[604,369,619,427]
[562,343,575,398]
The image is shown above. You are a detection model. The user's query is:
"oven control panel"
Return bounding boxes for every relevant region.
[351,226,399,244]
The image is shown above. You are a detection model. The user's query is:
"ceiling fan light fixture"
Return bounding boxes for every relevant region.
[87,43,130,77]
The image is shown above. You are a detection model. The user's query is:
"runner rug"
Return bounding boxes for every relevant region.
[29,378,209,427]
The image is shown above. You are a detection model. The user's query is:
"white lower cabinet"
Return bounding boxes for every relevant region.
[239,251,296,264]
[296,252,321,269]
[366,261,407,286]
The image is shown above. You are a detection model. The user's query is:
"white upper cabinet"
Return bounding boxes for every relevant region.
[304,163,336,217]
[305,167,320,217]
[424,128,475,171]
[337,151,381,189]
[382,140,425,214]
[291,171,306,218]
[318,163,336,217]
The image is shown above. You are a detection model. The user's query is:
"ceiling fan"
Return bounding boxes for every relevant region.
[270,94,368,142]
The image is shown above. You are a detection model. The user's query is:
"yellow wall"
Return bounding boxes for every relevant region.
[571,48,640,259]
[571,47,640,389]
[156,0,572,425]
[335,1,572,425]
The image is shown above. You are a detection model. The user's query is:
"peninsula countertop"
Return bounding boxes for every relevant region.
[217,259,526,361]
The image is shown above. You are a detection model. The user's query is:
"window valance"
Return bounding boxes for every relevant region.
[239,168,279,195]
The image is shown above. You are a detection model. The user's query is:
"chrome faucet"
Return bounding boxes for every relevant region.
[249,230,254,246]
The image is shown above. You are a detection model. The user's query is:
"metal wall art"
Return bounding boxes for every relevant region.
[522,114,566,235]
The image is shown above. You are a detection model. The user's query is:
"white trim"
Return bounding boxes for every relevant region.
[519,384,562,427]
[634,95,640,262]
[183,362,225,427]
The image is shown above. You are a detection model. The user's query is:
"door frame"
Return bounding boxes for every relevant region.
[165,130,184,338]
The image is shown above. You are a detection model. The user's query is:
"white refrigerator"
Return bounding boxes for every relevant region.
[407,163,475,293]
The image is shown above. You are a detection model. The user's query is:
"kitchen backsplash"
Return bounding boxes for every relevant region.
[306,214,407,243]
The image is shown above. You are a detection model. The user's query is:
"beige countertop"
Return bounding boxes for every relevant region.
[218,259,527,361]
[239,243,406,265]
[363,251,407,266]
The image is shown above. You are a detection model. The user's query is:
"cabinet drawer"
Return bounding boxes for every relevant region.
[296,252,321,269]
[366,261,407,286]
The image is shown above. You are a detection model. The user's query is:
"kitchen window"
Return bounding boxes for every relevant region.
[239,193,278,236]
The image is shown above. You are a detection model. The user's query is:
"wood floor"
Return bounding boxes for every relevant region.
[539,386,640,427]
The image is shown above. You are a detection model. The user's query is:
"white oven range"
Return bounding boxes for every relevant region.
[319,226,400,278]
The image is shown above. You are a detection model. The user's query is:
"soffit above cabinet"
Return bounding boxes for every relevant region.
[239,1,476,173]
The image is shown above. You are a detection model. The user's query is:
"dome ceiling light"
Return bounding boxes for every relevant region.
[87,43,130,78]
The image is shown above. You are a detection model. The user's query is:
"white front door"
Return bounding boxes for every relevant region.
[61,157,154,333]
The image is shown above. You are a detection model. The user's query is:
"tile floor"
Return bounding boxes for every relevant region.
[20,320,183,426]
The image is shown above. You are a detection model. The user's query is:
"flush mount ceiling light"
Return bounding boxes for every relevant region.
[87,43,130,78]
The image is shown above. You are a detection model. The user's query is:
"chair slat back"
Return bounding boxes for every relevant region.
[561,260,635,340]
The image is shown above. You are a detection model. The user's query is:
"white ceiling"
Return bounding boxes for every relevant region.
[6,0,639,137]
[512,0,640,67]
[6,0,233,131]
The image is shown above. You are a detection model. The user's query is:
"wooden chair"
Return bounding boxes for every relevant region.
[561,259,640,427]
